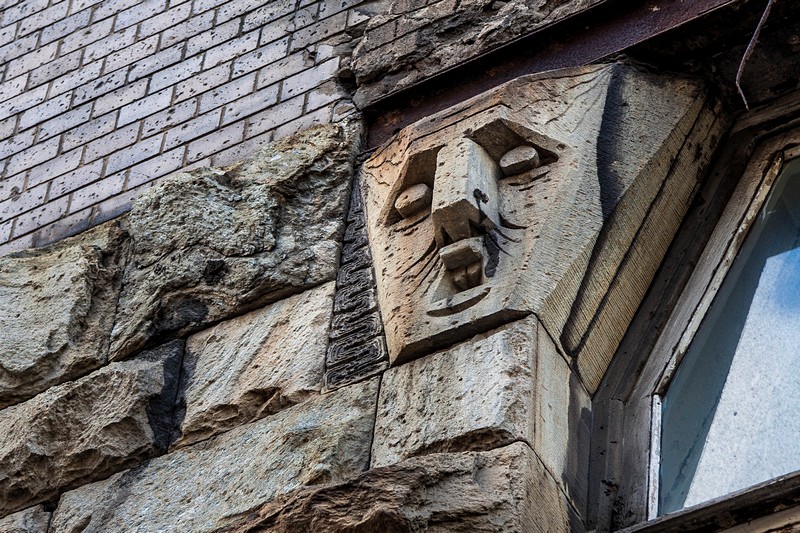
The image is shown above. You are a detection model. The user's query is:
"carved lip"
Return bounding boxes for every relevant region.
[427,285,491,316]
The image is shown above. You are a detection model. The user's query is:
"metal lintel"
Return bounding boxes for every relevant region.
[364,0,741,149]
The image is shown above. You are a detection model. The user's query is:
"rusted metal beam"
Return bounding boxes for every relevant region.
[364,0,743,149]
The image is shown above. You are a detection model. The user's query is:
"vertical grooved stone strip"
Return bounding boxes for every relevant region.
[324,176,389,389]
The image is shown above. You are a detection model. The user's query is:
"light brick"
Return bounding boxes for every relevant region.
[198,72,256,114]
[37,105,93,142]
[318,0,362,19]
[242,0,295,32]
[306,80,345,111]
[0,230,35,253]
[164,109,221,149]
[0,33,37,65]
[203,32,260,70]
[214,0,268,25]
[191,0,230,14]
[257,51,308,89]
[92,79,148,118]
[105,135,164,175]
[63,113,117,152]
[127,147,184,188]
[34,206,93,247]
[16,1,70,38]
[210,131,270,167]
[0,182,48,222]
[273,103,330,140]
[160,11,214,50]
[48,160,104,198]
[118,87,173,126]
[138,2,191,38]
[4,42,58,80]
[113,0,167,31]
[149,55,203,93]
[128,43,184,82]
[6,137,59,177]
[102,35,158,75]
[142,99,198,137]
[281,58,340,100]
[92,182,152,225]
[28,149,83,189]
[0,220,12,244]
[0,174,25,203]
[0,130,35,161]
[0,116,17,141]
[89,0,139,20]
[40,9,91,45]
[69,171,126,212]
[83,122,141,163]
[72,68,128,105]
[60,17,114,55]
[27,50,82,88]
[185,121,244,162]
[232,37,289,77]
[82,25,137,65]
[50,61,103,99]
[0,23,18,49]
[174,62,230,102]
[0,74,28,103]
[292,11,348,50]
[221,83,280,125]
[185,18,239,57]
[258,13,293,45]
[2,0,48,27]
[246,95,304,138]
[18,93,72,131]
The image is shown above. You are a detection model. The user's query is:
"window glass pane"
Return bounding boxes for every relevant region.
[659,157,800,515]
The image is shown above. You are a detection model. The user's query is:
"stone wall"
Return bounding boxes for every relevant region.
[0,0,385,254]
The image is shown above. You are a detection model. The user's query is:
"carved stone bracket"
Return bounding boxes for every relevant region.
[324,178,389,390]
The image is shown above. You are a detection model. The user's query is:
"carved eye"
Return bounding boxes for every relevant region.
[394,183,433,219]
[499,145,540,177]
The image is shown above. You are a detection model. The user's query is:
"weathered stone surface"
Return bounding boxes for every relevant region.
[49,378,378,533]
[0,221,128,408]
[218,442,578,532]
[371,318,536,468]
[361,63,723,393]
[109,123,360,361]
[173,282,335,448]
[352,0,602,106]
[0,340,182,518]
[0,505,51,532]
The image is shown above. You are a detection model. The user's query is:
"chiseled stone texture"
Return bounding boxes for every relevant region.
[49,378,379,533]
[371,318,536,468]
[173,282,336,448]
[219,442,577,532]
[0,220,128,408]
[0,341,183,518]
[109,123,359,361]
[352,0,602,106]
[0,505,51,533]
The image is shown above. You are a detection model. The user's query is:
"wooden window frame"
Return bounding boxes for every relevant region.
[590,95,800,532]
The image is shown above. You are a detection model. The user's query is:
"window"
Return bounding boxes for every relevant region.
[656,157,800,515]
[591,125,800,531]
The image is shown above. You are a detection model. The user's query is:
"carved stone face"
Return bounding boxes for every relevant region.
[363,64,715,392]
[363,100,575,364]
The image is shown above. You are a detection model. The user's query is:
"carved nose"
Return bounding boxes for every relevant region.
[431,138,501,249]
[431,139,501,290]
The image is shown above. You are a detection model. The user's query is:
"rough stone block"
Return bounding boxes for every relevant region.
[0,504,50,532]
[372,318,537,468]
[108,122,359,360]
[49,378,379,533]
[0,221,127,408]
[0,341,183,517]
[219,442,577,532]
[173,282,335,448]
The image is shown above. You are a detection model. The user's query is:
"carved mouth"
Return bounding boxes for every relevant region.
[427,285,491,316]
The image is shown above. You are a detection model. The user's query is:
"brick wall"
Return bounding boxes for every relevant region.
[0,0,384,254]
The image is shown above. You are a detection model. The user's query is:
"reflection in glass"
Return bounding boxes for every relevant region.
[659,158,800,515]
